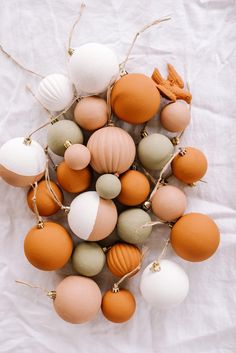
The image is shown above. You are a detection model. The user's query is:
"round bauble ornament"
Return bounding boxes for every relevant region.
[24,222,73,271]
[27,180,63,216]
[0,137,46,187]
[172,147,208,184]
[117,208,152,244]
[47,120,83,156]
[138,133,174,170]
[111,73,160,124]
[53,276,102,324]
[160,101,191,132]
[140,259,189,309]
[68,191,117,241]
[72,242,106,277]
[36,74,74,111]
[56,161,92,193]
[69,43,119,94]
[117,170,150,206]
[87,126,136,174]
[151,185,187,221]
[96,174,121,199]
[107,243,141,277]
[101,289,136,323]
[170,213,220,262]
[64,143,91,170]
[74,96,108,131]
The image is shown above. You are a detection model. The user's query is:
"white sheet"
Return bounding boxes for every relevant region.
[0,0,236,352]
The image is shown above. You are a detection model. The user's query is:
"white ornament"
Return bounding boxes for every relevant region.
[36,74,74,111]
[140,259,189,310]
[69,43,119,95]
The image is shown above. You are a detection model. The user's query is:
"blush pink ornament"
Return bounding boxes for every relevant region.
[74,96,108,131]
[64,143,91,170]
[151,185,187,221]
[160,101,191,133]
[87,126,136,175]
[53,275,102,324]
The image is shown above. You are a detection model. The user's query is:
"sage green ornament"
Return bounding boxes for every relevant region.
[72,242,106,277]
[96,174,121,199]
[138,133,174,170]
[47,120,83,156]
[117,208,152,244]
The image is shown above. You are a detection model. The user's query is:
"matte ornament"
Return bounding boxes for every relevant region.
[96,174,121,199]
[138,133,174,170]
[111,73,160,124]
[27,180,63,216]
[117,170,150,206]
[69,43,119,94]
[47,120,83,156]
[87,126,136,175]
[64,144,91,170]
[101,289,136,323]
[170,213,220,262]
[117,208,152,244]
[36,74,74,111]
[56,161,92,193]
[140,259,189,309]
[160,101,191,132]
[68,191,118,241]
[54,276,102,324]
[72,242,106,277]
[0,137,46,187]
[151,185,187,221]
[74,96,108,131]
[107,243,141,277]
[24,222,73,271]
[172,147,208,184]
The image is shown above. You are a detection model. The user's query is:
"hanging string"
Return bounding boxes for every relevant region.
[26,85,54,118]
[67,3,86,55]
[31,182,44,229]
[0,44,44,78]
[15,280,56,299]
[120,16,171,74]
[141,220,167,229]
[112,247,148,292]
[150,238,170,272]
[44,146,57,170]
[106,83,114,126]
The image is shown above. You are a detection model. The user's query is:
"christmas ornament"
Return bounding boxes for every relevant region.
[69,43,119,94]
[138,133,174,170]
[140,259,189,309]
[170,213,220,261]
[64,143,91,170]
[111,73,160,124]
[74,96,108,131]
[95,174,121,199]
[87,126,136,175]
[0,137,46,187]
[68,191,117,241]
[24,221,73,271]
[72,242,106,277]
[36,74,74,111]
[160,100,191,132]
[172,147,208,184]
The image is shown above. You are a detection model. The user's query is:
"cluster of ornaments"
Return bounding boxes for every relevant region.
[0,29,220,325]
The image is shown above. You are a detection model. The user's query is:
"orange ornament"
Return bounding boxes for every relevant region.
[101,289,136,323]
[24,221,73,271]
[117,170,150,206]
[56,161,92,193]
[27,180,63,216]
[170,213,220,262]
[107,243,141,277]
[111,73,160,124]
[172,147,208,184]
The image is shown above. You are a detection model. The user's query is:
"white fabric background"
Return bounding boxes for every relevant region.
[0,0,236,352]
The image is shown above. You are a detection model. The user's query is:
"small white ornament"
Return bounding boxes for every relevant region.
[36,74,74,111]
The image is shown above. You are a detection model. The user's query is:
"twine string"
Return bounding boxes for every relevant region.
[44,161,64,209]
[15,280,56,299]
[26,85,54,119]
[31,182,44,228]
[150,238,170,272]
[68,3,86,55]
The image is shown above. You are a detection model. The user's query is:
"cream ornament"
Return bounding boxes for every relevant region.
[69,43,119,94]
[0,137,46,187]
[140,259,189,309]
[36,74,74,111]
